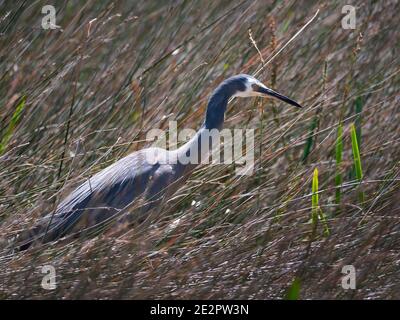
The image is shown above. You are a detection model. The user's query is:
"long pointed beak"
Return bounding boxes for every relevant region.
[257,86,302,108]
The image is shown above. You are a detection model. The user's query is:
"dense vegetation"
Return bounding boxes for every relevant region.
[0,0,399,299]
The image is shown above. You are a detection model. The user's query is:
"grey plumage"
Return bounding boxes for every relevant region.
[18,74,301,250]
[19,148,189,249]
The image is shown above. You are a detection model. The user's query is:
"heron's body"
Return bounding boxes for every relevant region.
[19,74,301,250]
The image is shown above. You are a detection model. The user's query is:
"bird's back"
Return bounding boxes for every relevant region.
[19,147,182,249]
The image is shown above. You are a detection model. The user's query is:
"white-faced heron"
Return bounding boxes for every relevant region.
[18,74,301,250]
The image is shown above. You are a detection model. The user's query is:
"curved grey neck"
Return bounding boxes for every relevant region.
[204,76,246,130]
[204,93,229,130]
[171,76,247,175]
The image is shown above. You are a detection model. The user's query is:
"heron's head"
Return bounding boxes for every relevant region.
[232,74,302,109]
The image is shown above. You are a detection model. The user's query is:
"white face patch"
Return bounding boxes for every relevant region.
[234,76,268,98]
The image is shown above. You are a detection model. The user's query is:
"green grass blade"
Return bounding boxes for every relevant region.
[0,96,26,155]
[354,96,363,147]
[349,97,363,180]
[285,277,301,300]
[335,122,343,204]
[350,123,364,203]
[311,168,319,227]
[311,168,330,236]
[350,123,363,181]
[301,116,318,163]
[318,208,330,236]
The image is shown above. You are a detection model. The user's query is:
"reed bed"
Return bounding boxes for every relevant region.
[0,0,399,299]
